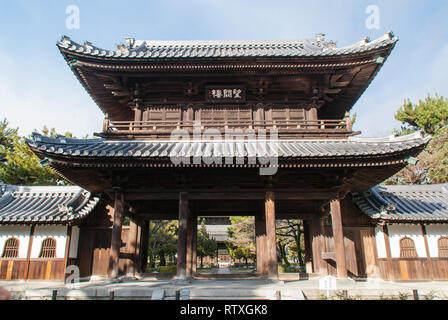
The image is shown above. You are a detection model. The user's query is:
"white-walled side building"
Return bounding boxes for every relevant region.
[0,185,99,280]
[353,183,448,280]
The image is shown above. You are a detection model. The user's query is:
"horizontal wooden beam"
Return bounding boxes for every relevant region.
[125,191,336,201]
[136,212,318,220]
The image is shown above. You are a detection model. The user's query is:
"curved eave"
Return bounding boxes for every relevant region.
[26,132,429,168]
[352,183,448,224]
[0,186,101,226]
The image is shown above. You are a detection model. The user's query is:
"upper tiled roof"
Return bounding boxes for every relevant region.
[27,131,429,166]
[0,185,100,225]
[352,184,448,222]
[57,32,397,60]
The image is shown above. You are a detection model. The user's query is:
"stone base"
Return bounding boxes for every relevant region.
[171,278,192,285]
[264,278,284,284]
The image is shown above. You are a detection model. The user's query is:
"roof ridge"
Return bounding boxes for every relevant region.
[57,32,397,59]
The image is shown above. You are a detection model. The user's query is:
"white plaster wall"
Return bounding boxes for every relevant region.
[375,226,387,258]
[0,225,31,258]
[69,226,79,258]
[388,224,426,258]
[425,224,448,257]
[31,225,67,258]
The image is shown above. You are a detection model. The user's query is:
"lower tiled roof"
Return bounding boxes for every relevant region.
[352,184,448,222]
[27,132,429,164]
[0,185,100,225]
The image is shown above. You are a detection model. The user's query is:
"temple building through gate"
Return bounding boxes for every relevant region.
[8,31,444,281]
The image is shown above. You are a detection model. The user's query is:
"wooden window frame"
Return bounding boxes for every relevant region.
[39,237,57,259]
[437,236,448,258]
[2,237,20,259]
[399,236,418,258]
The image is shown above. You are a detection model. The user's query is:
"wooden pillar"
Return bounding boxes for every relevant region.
[255,213,267,276]
[330,199,347,278]
[382,224,392,280]
[311,215,327,275]
[133,105,142,130]
[139,220,150,273]
[126,220,139,277]
[265,191,278,280]
[177,192,189,280]
[24,225,35,280]
[186,211,194,278]
[63,225,72,283]
[135,224,141,272]
[192,216,198,275]
[421,224,434,280]
[108,190,124,279]
[303,220,313,274]
[306,106,318,128]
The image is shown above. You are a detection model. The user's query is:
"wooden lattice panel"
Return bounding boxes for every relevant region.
[39,238,56,258]
[400,237,418,258]
[2,238,19,258]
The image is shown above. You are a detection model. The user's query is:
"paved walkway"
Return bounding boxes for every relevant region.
[2,277,448,299]
[216,268,231,274]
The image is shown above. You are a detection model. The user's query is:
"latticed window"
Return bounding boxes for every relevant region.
[438,237,448,257]
[39,238,56,258]
[2,237,19,258]
[400,237,418,258]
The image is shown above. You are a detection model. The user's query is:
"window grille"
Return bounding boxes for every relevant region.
[39,238,56,258]
[2,237,19,258]
[438,237,448,258]
[400,237,418,258]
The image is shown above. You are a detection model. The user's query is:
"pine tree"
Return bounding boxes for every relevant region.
[386,94,448,184]
[196,219,217,268]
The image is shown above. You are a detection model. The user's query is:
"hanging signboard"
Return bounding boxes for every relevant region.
[205,85,246,103]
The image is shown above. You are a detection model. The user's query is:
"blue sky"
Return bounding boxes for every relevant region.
[0,0,447,137]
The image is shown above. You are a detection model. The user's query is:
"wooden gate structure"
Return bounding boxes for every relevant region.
[26,32,431,280]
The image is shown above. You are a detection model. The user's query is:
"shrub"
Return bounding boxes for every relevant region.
[158,265,177,273]
[279,264,302,273]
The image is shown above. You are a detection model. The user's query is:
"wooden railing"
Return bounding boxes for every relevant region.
[103,118,352,133]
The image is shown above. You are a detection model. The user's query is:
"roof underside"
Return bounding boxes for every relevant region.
[0,185,100,225]
[353,184,448,222]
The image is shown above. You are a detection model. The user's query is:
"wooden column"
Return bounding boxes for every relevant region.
[255,213,267,276]
[126,220,139,277]
[24,225,35,280]
[108,190,124,279]
[135,224,141,273]
[139,220,150,273]
[176,192,189,280]
[311,215,327,275]
[306,106,318,128]
[133,105,142,130]
[303,220,313,274]
[421,224,434,280]
[63,225,72,283]
[330,199,347,278]
[192,216,198,275]
[382,224,393,280]
[186,211,194,278]
[265,191,278,280]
